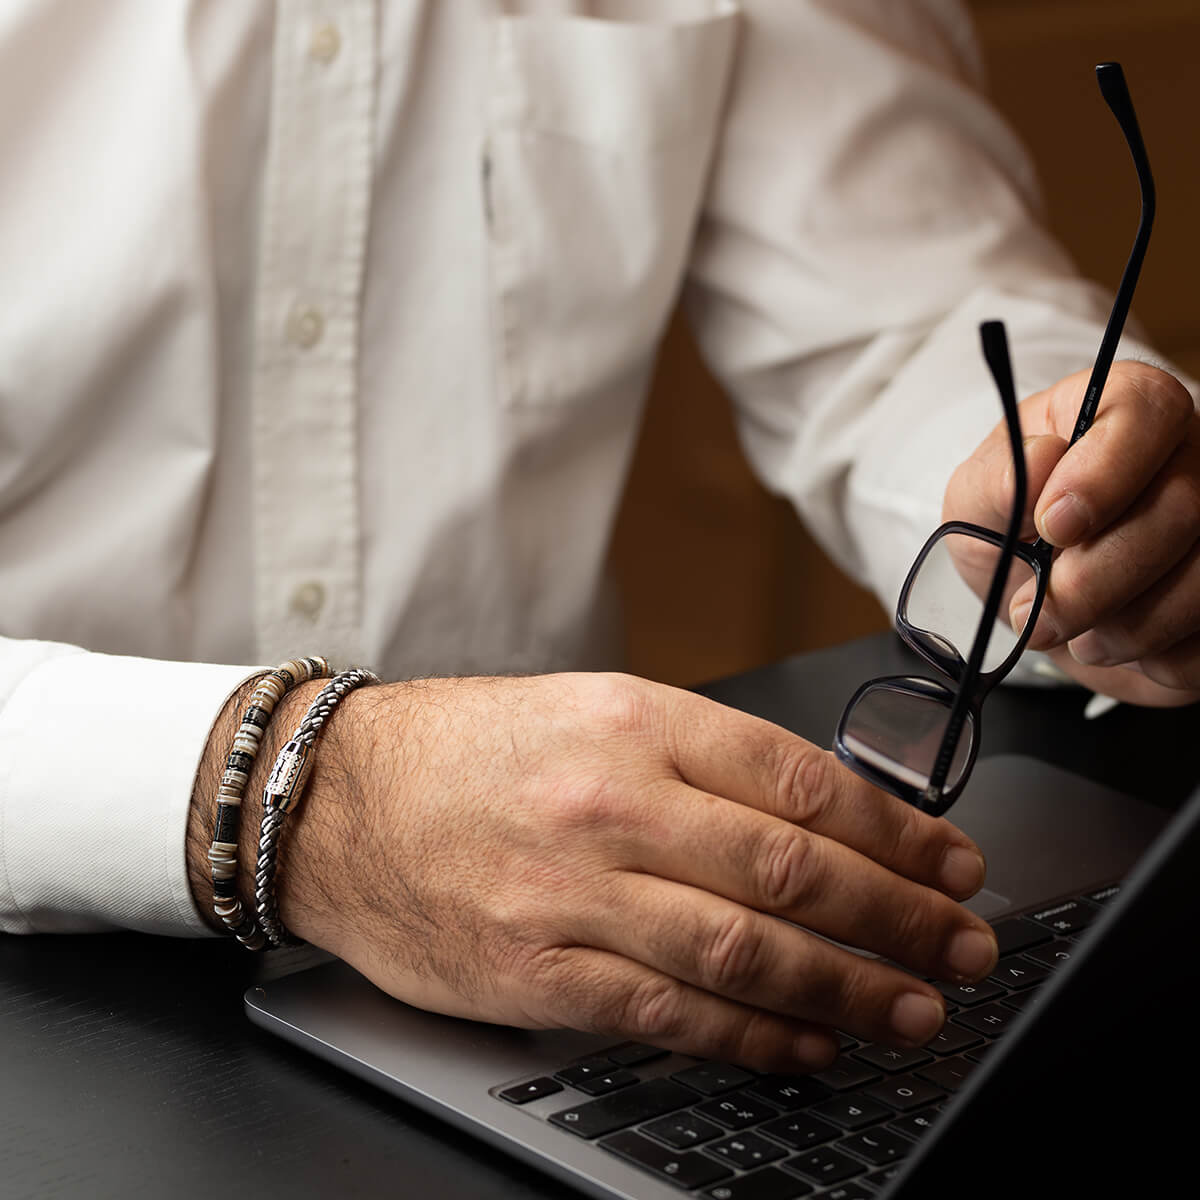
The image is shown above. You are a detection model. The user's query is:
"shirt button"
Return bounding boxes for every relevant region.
[290,581,327,622]
[309,23,341,65]
[286,304,325,349]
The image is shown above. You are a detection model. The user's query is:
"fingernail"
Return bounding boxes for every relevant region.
[939,846,986,898]
[1038,493,1090,546]
[945,927,998,981]
[1009,600,1032,637]
[890,993,945,1045]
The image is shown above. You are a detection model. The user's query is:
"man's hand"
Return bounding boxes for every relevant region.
[945,360,1200,705]
[191,672,996,1073]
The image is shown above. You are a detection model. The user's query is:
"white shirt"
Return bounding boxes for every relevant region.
[0,0,1177,936]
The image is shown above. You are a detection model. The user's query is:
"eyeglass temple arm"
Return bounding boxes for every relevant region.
[1068,62,1156,450]
[925,322,1025,806]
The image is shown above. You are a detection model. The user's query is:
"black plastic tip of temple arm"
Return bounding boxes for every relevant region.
[980,321,1016,414]
[1096,62,1156,215]
[1096,62,1131,116]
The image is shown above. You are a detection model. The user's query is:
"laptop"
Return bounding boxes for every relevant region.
[245,753,1190,1197]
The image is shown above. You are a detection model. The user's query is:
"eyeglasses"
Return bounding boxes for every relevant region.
[833,62,1154,817]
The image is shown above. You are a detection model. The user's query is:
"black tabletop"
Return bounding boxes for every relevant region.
[4,634,1198,1199]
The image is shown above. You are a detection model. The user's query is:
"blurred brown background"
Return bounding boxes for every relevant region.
[610,0,1200,688]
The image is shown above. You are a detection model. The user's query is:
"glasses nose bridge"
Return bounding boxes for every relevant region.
[906,625,968,681]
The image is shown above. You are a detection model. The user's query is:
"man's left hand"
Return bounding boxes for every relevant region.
[944,360,1200,706]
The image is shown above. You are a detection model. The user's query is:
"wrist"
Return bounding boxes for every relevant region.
[186,675,328,937]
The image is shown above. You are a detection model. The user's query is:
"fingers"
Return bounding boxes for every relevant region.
[623,781,994,982]
[944,361,1200,696]
[659,697,986,899]
[1012,439,1200,652]
[1034,362,1194,548]
[1063,532,1200,667]
[578,872,978,1051]
[529,944,842,1073]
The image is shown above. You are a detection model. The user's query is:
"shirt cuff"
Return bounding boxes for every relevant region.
[0,650,257,936]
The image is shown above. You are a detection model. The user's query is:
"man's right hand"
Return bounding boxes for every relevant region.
[190,672,997,1072]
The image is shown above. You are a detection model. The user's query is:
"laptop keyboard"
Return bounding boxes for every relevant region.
[493,884,1118,1198]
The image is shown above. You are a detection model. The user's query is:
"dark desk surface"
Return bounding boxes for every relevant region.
[5,634,1199,1199]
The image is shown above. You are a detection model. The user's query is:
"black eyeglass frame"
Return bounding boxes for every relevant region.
[834,322,1038,814]
[833,62,1155,817]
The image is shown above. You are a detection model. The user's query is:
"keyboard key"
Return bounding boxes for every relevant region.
[836,1032,858,1051]
[758,1113,839,1150]
[887,1105,942,1140]
[953,1002,1019,1037]
[818,1186,873,1200]
[598,1129,732,1189]
[863,1165,903,1190]
[851,1044,933,1073]
[695,1092,781,1130]
[1000,990,1039,1012]
[935,978,1005,1007]
[916,1055,977,1093]
[606,1042,670,1067]
[840,1127,913,1167]
[1025,939,1076,969]
[672,1063,756,1096]
[927,1023,982,1056]
[556,1059,620,1088]
[574,1069,639,1097]
[862,1074,945,1112]
[990,917,1053,957]
[1086,883,1121,906]
[1029,898,1099,935]
[498,1076,563,1104]
[812,1056,882,1092]
[988,955,1050,991]
[550,1079,697,1139]
[641,1111,723,1149]
[706,1132,788,1170]
[707,1166,813,1199]
[744,1075,832,1111]
[810,1094,892,1130]
[784,1146,867,1185]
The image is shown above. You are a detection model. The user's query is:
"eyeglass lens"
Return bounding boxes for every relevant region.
[902,531,1038,676]
[840,681,975,794]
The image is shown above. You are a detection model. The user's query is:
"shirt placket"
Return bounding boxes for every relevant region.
[251,1,376,667]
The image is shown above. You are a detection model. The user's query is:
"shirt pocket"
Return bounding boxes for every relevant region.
[483,1,740,408]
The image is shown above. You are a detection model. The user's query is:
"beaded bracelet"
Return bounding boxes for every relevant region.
[254,666,380,948]
[208,656,332,949]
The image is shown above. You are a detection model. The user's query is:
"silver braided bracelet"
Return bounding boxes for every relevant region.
[254,666,380,947]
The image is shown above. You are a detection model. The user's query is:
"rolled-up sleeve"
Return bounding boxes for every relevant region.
[685,0,1194,615]
[0,637,255,936]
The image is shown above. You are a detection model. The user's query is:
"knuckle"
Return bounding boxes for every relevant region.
[521,944,587,1022]
[1163,468,1200,534]
[1122,362,1194,430]
[701,910,765,994]
[894,893,955,963]
[620,974,688,1041]
[542,771,621,836]
[757,826,819,911]
[778,744,836,826]
[585,673,652,737]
